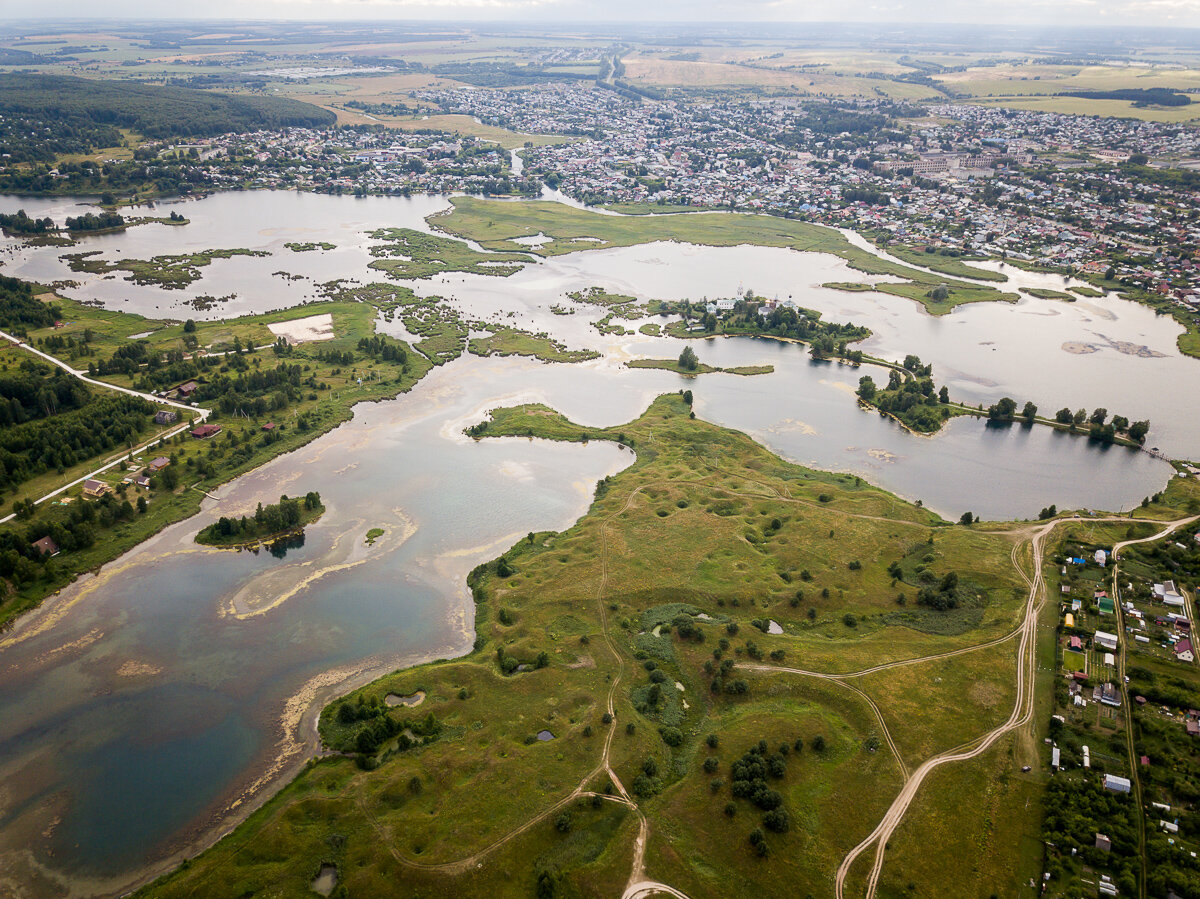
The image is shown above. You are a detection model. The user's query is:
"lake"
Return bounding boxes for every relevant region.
[0,188,1189,895]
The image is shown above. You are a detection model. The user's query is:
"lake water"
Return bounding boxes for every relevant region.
[0,189,1192,895]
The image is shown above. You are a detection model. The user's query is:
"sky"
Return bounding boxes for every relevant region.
[2,0,1199,28]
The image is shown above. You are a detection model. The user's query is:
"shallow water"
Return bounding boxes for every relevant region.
[0,189,1191,894]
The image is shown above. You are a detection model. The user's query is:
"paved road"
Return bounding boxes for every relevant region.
[0,327,213,524]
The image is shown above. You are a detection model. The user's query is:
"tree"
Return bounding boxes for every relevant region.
[1022,401,1037,424]
[1090,407,1108,425]
[678,346,699,371]
[1104,265,1116,281]
[938,385,949,404]
[1055,407,1073,424]
[960,511,974,526]
[927,283,950,302]
[856,375,876,401]
[682,389,693,406]
[987,397,1016,421]
[1128,420,1150,443]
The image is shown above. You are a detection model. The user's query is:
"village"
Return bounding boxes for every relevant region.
[91,83,1200,332]
[1044,524,1200,897]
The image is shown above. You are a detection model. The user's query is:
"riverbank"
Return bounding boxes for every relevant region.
[0,292,434,631]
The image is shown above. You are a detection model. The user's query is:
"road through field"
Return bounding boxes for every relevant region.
[834,514,1198,899]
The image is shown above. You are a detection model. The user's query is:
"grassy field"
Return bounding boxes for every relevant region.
[139,393,1038,898]
[368,227,531,280]
[432,198,1018,316]
[874,242,1008,283]
[61,247,268,289]
[626,358,774,377]
[468,327,600,364]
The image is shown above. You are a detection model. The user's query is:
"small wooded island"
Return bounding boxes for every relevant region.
[195,492,324,547]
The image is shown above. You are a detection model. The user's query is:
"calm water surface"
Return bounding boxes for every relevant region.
[0,189,1191,894]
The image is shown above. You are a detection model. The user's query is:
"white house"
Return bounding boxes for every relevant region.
[1094,631,1119,652]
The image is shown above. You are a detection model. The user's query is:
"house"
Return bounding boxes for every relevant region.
[1094,631,1119,652]
[262,422,276,431]
[1103,652,1115,667]
[31,536,59,557]
[1175,637,1194,663]
[1098,595,1115,615]
[191,424,222,439]
[1069,635,1083,651]
[148,457,170,473]
[1095,833,1112,853]
[1097,683,1122,708]
[1051,746,1061,770]
[154,410,178,425]
[1187,720,1200,738]
[1155,581,1185,608]
[176,381,199,398]
[82,479,110,498]
[135,475,151,488]
[1095,549,1108,567]
[1104,774,1132,793]
[1065,613,1076,628]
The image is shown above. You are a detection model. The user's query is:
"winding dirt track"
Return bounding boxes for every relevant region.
[328,448,1196,899]
[832,515,1198,899]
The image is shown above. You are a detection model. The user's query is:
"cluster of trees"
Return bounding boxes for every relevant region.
[684,298,869,355]
[723,740,801,855]
[196,492,321,545]
[1052,406,1149,444]
[330,692,442,757]
[857,360,950,434]
[1041,776,1140,895]
[677,345,699,371]
[915,569,964,611]
[0,380,153,493]
[64,210,125,232]
[494,644,549,676]
[0,275,59,334]
[0,209,56,235]
[986,396,1038,424]
[842,187,891,206]
[357,335,409,365]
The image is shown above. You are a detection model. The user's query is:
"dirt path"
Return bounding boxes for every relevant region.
[0,326,212,525]
[830,514,1198,898]
[1109,515,1199,899]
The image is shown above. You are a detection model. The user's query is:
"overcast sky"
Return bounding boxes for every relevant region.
[3,0,1198,28]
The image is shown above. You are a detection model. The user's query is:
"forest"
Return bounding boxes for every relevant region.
[0,362,155,494]
[0,276,59,334]
[0,73,336,142]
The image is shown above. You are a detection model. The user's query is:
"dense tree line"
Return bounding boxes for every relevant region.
[0,210,56,235]
[1061,88,1191,107]
[0,363,91,424]
[0,73,336,141]
[64,211,125,232]
[0,391,154,493]
[0,276,59,333]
